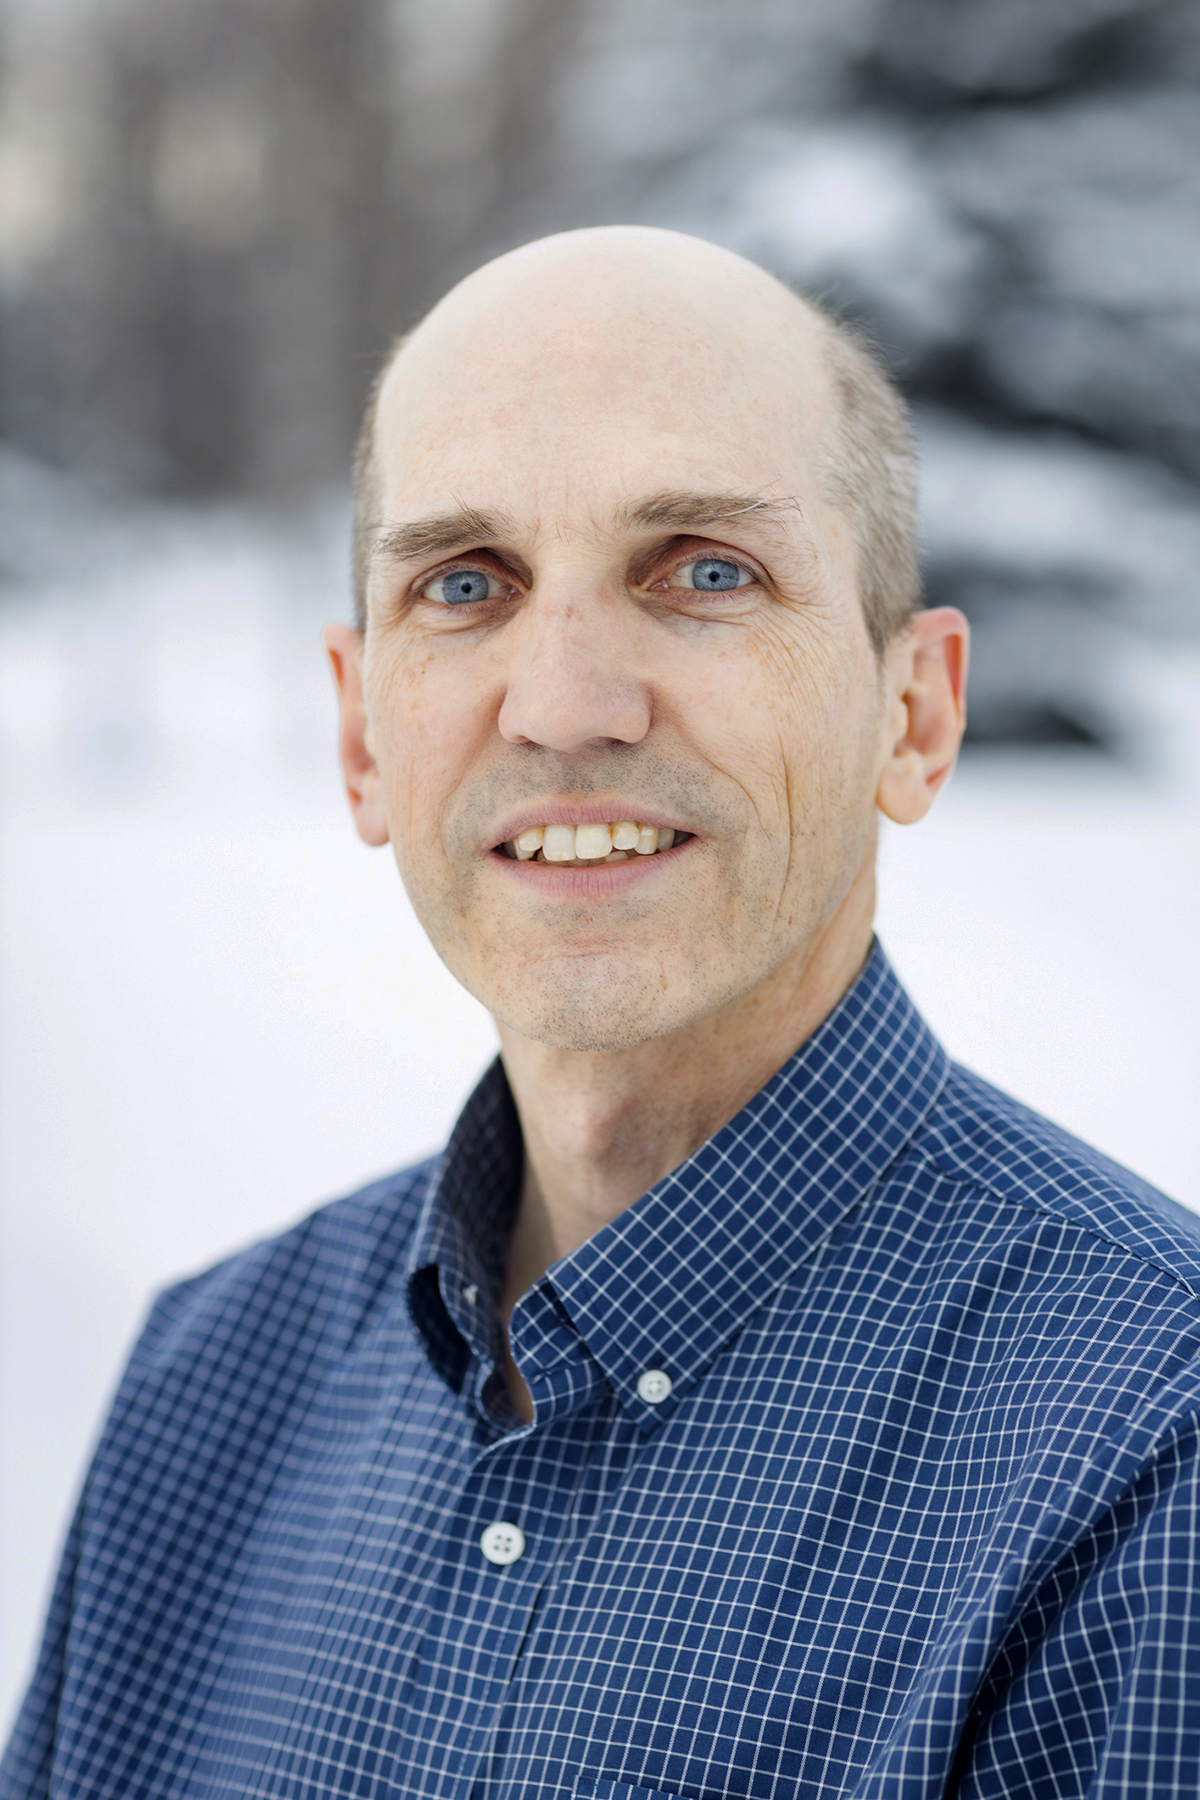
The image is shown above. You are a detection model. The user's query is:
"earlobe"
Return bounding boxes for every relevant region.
[876,607,970,826]
[323,623,391,848]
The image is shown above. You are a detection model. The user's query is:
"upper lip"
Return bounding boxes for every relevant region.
[487,799,692,850]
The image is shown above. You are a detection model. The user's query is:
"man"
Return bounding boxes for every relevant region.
[4,227,1200,1800]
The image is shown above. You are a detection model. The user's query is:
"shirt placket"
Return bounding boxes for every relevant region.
[389,1295,615,1800]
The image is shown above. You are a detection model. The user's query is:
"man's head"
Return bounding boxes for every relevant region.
[327,227,967,1054]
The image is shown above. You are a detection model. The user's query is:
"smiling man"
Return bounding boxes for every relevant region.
[6,229,1200,1800]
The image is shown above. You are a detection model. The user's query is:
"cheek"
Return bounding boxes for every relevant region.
[713,620,881,836]
[365,642,487,842]
[688,623,842,789]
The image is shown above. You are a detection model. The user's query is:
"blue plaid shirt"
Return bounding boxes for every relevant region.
[6,944,1200,1800]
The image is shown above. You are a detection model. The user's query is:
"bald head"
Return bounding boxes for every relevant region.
[353,227,918,653]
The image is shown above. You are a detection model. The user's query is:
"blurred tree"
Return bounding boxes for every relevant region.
[0,0,1198,539]
[0,0,590,496]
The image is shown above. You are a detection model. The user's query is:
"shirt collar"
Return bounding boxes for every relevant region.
[406,1056,522,1398]
[407,941,949,1432]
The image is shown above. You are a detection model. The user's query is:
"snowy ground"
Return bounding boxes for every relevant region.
[2,502,1198,1731]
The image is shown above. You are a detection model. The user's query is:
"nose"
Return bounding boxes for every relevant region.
[497,585,652,753]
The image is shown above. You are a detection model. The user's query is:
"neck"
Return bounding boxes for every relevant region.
[496,852,877,1322]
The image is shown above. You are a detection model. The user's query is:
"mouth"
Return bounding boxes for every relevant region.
[492,819,694,868]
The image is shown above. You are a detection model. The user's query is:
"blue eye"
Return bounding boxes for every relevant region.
[673,557,749,592]
[424,569,497,605]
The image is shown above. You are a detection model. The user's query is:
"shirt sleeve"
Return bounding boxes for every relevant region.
[961,1417,1200,1798]
[0,1488,86,1800]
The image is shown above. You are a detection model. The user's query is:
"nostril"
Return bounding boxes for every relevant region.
[497,672,653,754]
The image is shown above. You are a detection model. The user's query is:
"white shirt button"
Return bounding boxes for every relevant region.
[636,1368,673,1405]
[480,1521,525,1566]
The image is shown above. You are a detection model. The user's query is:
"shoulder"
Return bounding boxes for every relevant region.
[128,1156,437,1382]
[910,1061,1200,1302]
[862,1065,1200,1494]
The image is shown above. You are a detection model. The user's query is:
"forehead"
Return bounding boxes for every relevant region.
[372,255,833,525]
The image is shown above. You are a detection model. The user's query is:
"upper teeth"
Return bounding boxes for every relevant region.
[506,822,676,864]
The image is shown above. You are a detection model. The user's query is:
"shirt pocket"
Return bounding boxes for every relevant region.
[574,1781,687,1800]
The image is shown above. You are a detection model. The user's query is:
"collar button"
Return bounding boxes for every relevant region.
[636,1368,673,1405]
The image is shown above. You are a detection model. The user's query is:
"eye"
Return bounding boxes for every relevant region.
[667,556,753,593]
[420,567,506,606]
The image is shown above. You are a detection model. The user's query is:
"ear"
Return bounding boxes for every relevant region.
[876,607,970,826]
[323,623,390,847]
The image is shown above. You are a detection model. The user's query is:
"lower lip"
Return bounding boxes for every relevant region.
[489,835,695,894]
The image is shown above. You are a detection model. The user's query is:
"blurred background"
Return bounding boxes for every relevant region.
[2,0,1199,1730]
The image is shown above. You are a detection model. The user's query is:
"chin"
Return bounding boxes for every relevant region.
[482,956,709,1054]
[507,1015,660,1054]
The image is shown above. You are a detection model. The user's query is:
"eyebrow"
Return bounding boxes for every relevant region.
[621,490,800,534]
[372,505,515,564]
